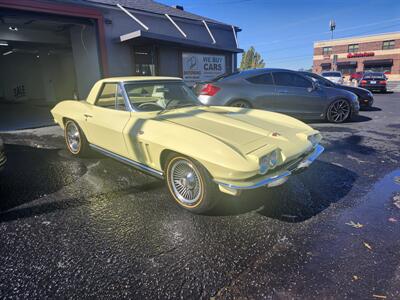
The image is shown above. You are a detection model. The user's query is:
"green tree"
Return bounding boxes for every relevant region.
[240,46,265,70]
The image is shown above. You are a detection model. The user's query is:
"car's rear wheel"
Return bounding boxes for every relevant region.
[64,120,90,156]
[230,100,252,108]
[165,154,217,213]
[326,99,351,123]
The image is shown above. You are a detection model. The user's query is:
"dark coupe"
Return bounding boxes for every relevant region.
[300,71,374,108]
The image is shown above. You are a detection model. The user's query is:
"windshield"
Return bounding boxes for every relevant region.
[321,72,341,77]
[303,72,334,86]
[211,71,240,82]
[124,81,201,112]
[363,72,385,79]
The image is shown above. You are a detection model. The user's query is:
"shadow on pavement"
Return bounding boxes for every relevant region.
[361,106,381,112]
[0,181,164,223]
[0,144,87,212]
[209,161,357,222]
[306,114,372,124]
[347,115,372,123]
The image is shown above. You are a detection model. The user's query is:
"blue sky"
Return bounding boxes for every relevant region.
[161,0,400,70]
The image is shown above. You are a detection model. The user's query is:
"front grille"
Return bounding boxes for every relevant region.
[274,149,312,173]
[246,149,313,182]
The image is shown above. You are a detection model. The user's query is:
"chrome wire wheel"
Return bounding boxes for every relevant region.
[231,100,251,108]
[66,121,81,154]
[328,100,350,123]
[170,159,202,206]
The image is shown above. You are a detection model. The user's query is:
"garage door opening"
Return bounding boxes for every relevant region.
[0,9,101,130]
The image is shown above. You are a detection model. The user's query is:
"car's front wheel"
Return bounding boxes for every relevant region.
[64,119,90,156]
[165,154,217,213]
[326,99,351,123]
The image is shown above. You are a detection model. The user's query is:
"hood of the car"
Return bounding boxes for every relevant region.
[336,84,370,95]
[157,106,314,156]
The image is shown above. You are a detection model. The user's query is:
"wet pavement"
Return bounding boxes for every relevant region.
[0,93,399,299]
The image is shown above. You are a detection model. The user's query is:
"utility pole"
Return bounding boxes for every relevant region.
[329,19,336,39]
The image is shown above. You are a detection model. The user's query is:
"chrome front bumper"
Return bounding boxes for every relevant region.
[215,144,324,191]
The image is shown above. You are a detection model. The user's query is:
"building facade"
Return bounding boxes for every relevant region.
[313,32,400,80]
[0,0,241,103]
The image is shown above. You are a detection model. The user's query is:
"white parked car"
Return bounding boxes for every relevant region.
[321,71,344,84]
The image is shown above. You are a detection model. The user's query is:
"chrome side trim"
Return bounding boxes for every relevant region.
[215,144,324,190]
[89,144,164,179]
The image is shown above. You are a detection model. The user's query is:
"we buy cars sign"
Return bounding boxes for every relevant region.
[182,53,226,86]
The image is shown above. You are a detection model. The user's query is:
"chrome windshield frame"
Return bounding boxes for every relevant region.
[120,80,201,113]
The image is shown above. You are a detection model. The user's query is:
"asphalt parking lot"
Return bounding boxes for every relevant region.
[0,92,399,299]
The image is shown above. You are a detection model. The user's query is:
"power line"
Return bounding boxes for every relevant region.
[238,23,400,64]
[261,23,400,64]
[242,17,400,48]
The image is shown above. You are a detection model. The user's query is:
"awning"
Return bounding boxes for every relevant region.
[363,59,393,66]
[119,30,243,53]
[336,61,357,66]
[320,62,331,67]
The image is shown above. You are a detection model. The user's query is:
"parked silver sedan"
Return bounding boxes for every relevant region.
[194,68,359,123]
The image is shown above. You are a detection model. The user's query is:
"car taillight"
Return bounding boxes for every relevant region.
[379,80,386,85]
[200,84,220,96]
[360,80,367,85]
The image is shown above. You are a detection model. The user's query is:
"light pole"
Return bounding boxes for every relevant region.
[329,19,336,39]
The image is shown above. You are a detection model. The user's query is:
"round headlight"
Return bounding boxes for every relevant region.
[259,155,270,175]
[269,150,278,168]
[259,150,279,174]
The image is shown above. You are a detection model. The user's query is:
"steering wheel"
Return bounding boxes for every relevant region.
[137,102,164,111]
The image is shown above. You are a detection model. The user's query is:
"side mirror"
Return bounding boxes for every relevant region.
[308,82,319,92]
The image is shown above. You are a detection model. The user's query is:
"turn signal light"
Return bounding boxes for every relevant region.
[379,80,386,85]
[200,84,220,96]
[360,80,367,85]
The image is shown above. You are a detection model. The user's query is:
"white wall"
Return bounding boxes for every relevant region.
[0,53,44,101]
[70,24,102,99]
[0,51,77,103]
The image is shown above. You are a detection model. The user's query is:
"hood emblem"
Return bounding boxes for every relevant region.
[272,132,281,137]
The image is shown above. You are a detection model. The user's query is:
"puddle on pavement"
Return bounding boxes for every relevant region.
[0,144,86,211]
[339,169,400,222]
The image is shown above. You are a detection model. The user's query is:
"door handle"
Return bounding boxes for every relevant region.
[84,113,93,118]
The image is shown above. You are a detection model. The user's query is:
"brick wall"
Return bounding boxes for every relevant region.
[313,38,400,77]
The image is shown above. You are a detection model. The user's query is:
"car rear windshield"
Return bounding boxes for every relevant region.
[363,73,385,79]
[124,81,201,112]
[211,71,240,82]
[322,72,341,77]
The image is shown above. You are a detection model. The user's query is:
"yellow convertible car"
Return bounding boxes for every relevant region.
[51,77,324,213]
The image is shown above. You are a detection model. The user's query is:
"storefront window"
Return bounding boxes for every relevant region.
[337,66,356,75]
[321,64,331,71]
[364,65,392,73]
[133,47,156,76]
